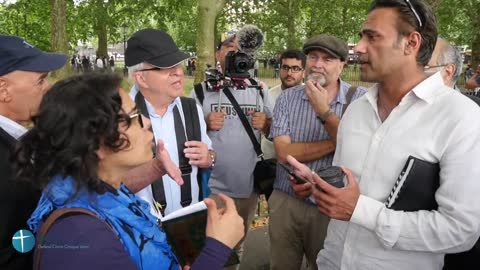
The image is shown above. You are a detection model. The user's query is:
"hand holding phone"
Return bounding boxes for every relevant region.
[278,162,309,184]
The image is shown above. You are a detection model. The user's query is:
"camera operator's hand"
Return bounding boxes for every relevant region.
[250,111,267,130]
[207,111,225,131]
[306,80,329,115]
[184,141,211,168]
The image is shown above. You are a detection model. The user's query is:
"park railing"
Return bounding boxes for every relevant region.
[251,65,471,90]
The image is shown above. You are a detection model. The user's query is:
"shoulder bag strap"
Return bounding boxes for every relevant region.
[222,87,264,160]
[134,91,168,213]
[34,208,109,270]
[342,86,358,116]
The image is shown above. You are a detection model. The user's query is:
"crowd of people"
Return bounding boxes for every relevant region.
[70,55,116,73]
[1,1,480,270]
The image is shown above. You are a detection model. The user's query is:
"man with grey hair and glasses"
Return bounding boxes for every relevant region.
[426,37,480,106]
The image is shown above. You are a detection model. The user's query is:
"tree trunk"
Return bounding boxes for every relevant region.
[470,14,480,68]
[285,0,296,49]
[50,0,69,79]
[95,0,108,59]
[462,0,480,68]
[97,21,108,58]
[194,0,226,84]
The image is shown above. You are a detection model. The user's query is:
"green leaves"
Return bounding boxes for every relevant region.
[1,0,479,67]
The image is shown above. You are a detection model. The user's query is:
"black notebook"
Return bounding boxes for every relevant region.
[161,201,239,267]
[385,156,440,212]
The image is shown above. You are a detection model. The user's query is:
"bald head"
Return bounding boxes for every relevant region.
[427,38,463,87]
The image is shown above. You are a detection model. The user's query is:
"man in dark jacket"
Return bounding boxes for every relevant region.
[0,34,67,270]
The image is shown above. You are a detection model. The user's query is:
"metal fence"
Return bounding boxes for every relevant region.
[253,66,471,90]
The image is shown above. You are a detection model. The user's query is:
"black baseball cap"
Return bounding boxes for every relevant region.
[125,29,190,68]
[0,35,67,76]
[303,34,348,62]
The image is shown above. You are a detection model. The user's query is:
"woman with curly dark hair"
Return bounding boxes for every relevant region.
[15,73,244,270]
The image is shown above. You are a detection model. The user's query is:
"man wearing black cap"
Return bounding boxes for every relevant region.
[0,34,67,270]
[125,29,215,218]
[287,1,480,269]
[268,34,366,270]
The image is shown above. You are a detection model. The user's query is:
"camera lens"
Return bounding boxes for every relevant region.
[237,61,247,71]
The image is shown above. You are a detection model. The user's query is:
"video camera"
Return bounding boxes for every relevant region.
[205,25,264,91]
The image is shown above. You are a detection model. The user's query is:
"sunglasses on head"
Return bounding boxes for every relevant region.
[403,0,423,28]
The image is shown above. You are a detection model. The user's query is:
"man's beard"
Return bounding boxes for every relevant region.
[307,73,327,87]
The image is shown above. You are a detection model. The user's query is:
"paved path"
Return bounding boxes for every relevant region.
[241,226,309,270]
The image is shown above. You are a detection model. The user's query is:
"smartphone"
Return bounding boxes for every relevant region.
[278,162,309,184]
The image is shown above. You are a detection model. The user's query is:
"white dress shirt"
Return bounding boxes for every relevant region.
[0,115,27,139]
[130,87,212,218]
[317,73,480,270]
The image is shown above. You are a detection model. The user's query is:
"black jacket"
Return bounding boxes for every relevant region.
[0,127,40,270]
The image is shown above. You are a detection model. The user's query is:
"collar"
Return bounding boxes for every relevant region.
[0,114,28,139]
[131,84,180,118]
[366,72,445,108]
[144,96,181,118]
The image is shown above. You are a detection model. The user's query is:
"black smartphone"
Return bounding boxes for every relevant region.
[278,162,309,184]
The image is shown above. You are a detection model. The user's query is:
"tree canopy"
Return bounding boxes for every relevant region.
[1,0,479,72]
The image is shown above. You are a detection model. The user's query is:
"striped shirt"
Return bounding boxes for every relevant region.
[270,81,366,202]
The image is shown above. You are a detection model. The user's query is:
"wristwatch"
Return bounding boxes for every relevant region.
[208,150,216,168]
[317,109,335,124]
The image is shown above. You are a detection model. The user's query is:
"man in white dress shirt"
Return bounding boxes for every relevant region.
[286,0,480,269]
[126,29,214,218]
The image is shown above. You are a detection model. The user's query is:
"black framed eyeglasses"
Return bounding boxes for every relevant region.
[404,0,423,28]
[129,113,144,128]
[281,65,304,73]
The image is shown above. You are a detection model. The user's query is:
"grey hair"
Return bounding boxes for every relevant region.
[437,38,463,84]
[127,62,145,78]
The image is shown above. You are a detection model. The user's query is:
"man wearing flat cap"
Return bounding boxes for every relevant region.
[268,34,366,270]
[125,29,215,218]
[0,34,67,270]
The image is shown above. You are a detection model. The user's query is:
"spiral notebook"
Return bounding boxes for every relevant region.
[385,156,440,212]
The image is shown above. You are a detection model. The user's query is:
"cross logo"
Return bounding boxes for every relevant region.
[12,229,35,253]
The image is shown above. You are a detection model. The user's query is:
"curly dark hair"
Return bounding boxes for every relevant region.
[15,73,134,194]
[369,0,437,66]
